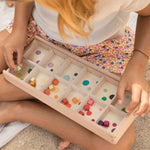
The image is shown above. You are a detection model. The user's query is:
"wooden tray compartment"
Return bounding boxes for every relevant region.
[41,75,69,101]
[112,91,131,113]
[92,77,118,104]
[74,67,103,92]
[39,49,67,73]
[77,95,107,122]
[97,106,126,134]
[11,59,34,80]
[59,85,88,111]
[58,58,85,83]
[24,39,51,64]
[24,66,52,90]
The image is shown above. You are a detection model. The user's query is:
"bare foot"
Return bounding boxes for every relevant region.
[58,140,70,150]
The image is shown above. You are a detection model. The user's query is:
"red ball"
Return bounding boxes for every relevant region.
[84,105,90,111]
[86,111,92,116]
[104,120,109,127]
[87,99,94,106]
[62,98,68,105]
[79,111,84,116]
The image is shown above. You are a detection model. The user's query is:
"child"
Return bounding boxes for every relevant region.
[0,0,150,149]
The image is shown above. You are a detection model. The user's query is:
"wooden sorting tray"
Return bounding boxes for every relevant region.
[3,36,136,144]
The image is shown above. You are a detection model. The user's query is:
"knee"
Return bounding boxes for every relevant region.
[114,128,135,150]
[91,130,135,150]
[92,139,134,150]
[118,140,134,150]
[11,101,28,118]
[122,124,135,150]
[114,130,135,150]
[124,132,135,150]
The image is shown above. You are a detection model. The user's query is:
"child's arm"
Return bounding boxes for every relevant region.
[13,2,34,35]
[117,4,150,116]
[1,2,34,72]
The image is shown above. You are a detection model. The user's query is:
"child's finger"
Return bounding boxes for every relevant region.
[126,85,141,113]
[17,49,23,66]
[134,89,149,116]
[143,95,150,115]
[116,81,126,104]
[1,46,9,68]
[3,51,11,70]
[13,52,17,65]
[6,49,17,71]
[3,49,14,71]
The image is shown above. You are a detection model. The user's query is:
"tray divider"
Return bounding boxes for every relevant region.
[72,67,87,84]
[39,50,54,67]
[55,58,71,75]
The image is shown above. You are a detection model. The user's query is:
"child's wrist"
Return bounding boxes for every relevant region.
[133,49,149,59]
[12,28,27,35]
[12,23,27,34]
[127,49,149,74]
[11,28,27,39]
[132,49,149,64]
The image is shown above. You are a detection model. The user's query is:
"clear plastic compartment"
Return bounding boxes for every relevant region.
[78,95,106,123]
[24,66,51,90]
[24,40,51,64]
[97,106,125,133]
[41,75,69,101]
[58,58,84,82]
[112,91,131,113]
[11,60,34,80]
[92,78,118,104]
[75,67,103,92]
[40,50,67,73]
[60,85,88,111]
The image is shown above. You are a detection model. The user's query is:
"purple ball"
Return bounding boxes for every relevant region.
[48,62,54,68]
[35,50,41,55]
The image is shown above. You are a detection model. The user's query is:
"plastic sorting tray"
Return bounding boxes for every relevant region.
[3,36,136,144]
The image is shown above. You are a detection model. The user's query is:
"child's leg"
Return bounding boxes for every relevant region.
[0,100,135,150]
[0,30,10,72]
[0,74,34,101]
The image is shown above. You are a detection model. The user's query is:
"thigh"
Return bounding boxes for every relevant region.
[0,29,9,72]
[0,74,34,101]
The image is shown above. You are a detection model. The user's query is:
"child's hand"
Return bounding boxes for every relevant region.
[117,52,150,117]
[1,31,26,72]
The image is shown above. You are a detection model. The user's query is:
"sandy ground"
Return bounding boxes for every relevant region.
[0,2,150,150]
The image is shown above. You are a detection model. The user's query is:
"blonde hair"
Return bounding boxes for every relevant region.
[37,0,97,40]
[7,0,97,40]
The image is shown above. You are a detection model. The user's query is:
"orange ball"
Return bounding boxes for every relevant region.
[52,79,59,85]
[61,101,65,105]
[54,95,58,99]
[62,98,68,105]
[30,81,36,87]
[8,3,13,7]
[72,97,80,104]
[44,89,50,95]
[66,103,71,108]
